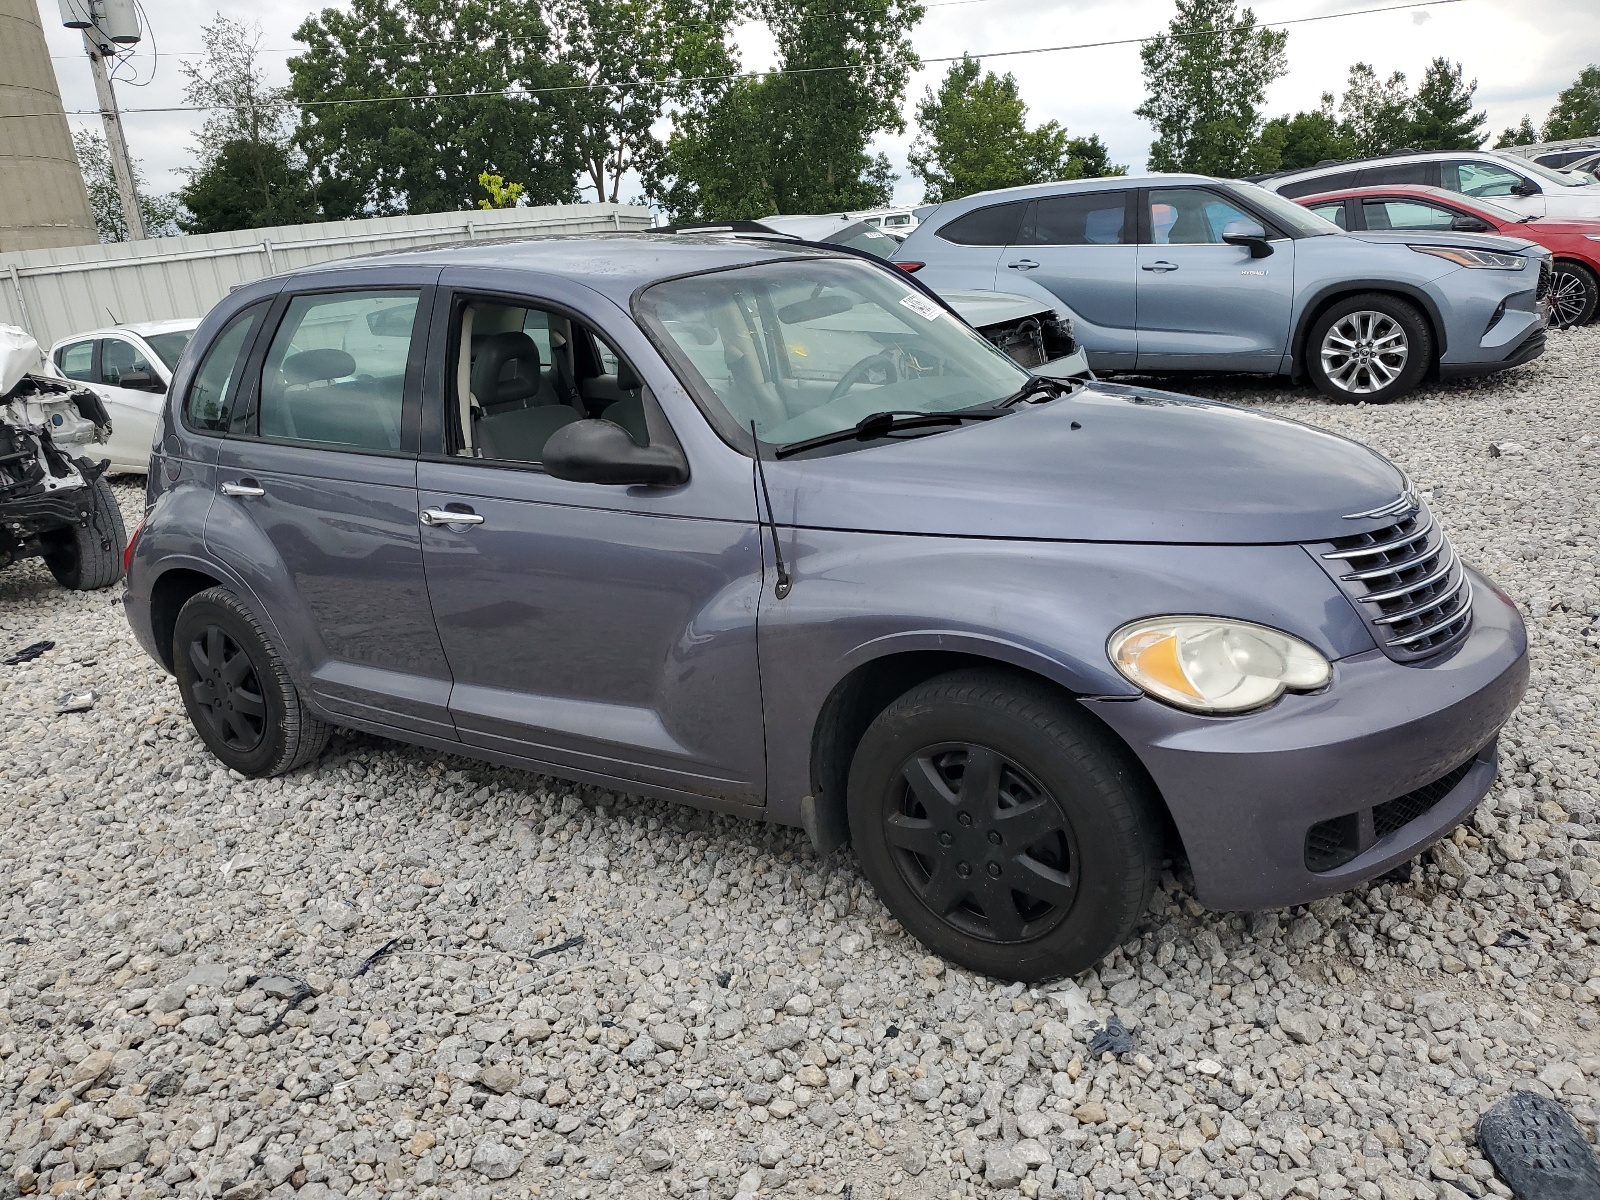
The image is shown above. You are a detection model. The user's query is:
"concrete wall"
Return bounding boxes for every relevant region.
[0,203,653,348]
[0,0,99,252]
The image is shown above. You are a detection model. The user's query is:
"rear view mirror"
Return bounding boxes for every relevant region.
[777,293,854,323]
[115,368,165,393]
[1221,219,1274,259]
[1451,214,1491,233]
[542,419,688,487]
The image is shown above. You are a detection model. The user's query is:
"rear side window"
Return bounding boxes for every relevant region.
[185,305,265,432]
[257,291,419,452]
[56,340,94,382]
[935,200,1028,246]
[1356,162,1437,187]
[1021,192,1128,245]
[1279,170,1357,198]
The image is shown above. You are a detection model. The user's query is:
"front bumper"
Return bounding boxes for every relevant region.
[1084,565,1528,910]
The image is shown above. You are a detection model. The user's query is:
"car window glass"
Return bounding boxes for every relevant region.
[1279,170,1357,198]
[143,330,193,371]
[1447,161,1526,198]
[56,340,94,382]
[1148,189,1256,245]
[1021,192,1127,245]
[1362,198,1457,231]
[451,299,649,465]
[1307,202,1347,229]
[934,200,1027,245]
[257,290,419,452]
[100,338,153,387]
[1356,162,1433,187]
[185,305,265,433]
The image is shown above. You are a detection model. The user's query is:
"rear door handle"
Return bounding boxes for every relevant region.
[1006,259,1040,271]
[1141,260,1179,273]
[221,480,264,497]
[422,507,485,527]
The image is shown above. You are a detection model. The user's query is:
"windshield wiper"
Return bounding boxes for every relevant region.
[992,373,1077,408]
[772,408,1003,459]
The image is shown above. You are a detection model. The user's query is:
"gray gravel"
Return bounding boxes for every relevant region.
[2,325,1598,1200]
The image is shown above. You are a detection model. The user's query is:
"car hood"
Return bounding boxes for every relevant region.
[776,381,1407,544]
[941,289,1053,328]
[1518,217,1600,236]
[1345,228,1544,254]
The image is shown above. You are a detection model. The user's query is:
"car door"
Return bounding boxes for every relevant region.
[95,335,168,472]
[415,271,766,806]
[205,274,459,741]
[909,198,1026,293]
[1003,189,1138,369]
[1135,186,1295,371]
[1443,159,1543,217]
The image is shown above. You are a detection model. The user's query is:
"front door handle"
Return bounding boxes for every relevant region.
[1141,260,1179,273]
[221,480,264,497]
[422,507,485,527]
[1006,258,1040,271]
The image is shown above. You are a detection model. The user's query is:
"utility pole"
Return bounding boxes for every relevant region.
[58,0,145,240]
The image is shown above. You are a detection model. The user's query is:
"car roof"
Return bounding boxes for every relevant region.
[277,233,849,304]
[932,173,1214,209]
[1263,149,1519,183]
[51,318,200,347]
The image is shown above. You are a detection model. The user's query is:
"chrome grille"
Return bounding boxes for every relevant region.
[1314,501,1473,663]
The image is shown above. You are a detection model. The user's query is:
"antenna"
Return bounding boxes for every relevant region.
[750,421,791,599]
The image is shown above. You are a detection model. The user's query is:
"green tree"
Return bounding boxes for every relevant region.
[476,171,525,209]
[1250,97,1353,173]
[288,0,580,217]
[908,55,1085,202]
[1494,115,1539,148]
[651,0,922,220]
[1338,63,1413,156]
[1065,135,1125,179]
[1407,57,1485,151]
[1135,0,1288,177]
[180,17,294,165]
[179,140,322,233]
[1543,65,1600,141]
[72,130,180,242]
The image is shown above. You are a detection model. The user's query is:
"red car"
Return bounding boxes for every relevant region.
[1297,184,1600,328]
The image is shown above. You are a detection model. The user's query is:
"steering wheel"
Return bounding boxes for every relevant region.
[827,353,897,404]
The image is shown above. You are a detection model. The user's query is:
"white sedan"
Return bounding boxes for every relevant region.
[47,319,199,474]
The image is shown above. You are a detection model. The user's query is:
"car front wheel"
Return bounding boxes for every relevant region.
[172,586,330,776]
[1306,293,1431,404]
[42,465,125,591]
[1550,260,1599,328]
[846,669,1161,982]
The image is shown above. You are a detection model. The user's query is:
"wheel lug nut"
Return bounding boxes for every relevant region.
[938,832,953,847]
[956,862,971,877]
[987,862,1002,877]
[957,813,972,827]
[987,830,1001,845]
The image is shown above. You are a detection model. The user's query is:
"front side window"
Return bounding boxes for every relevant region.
[1148,188,1256,245]
[935,200,1028,246]
[185,305,265,432]
[100,338,155,387]
[257,291,419,451]
[638,258,1029,451]
[1022,192,1128,245]
[1361,198,1457,231]
[56,340,94,382]
[1446,161,1527,198]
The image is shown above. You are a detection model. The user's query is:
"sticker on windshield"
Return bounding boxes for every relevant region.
[898,293,943,321]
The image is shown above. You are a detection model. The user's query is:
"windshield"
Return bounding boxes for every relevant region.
[1224,181,1342,236]
[638,257,1029,451]
[143,329,194,370]
[822,221,904,259]
[1517,157,1597,188]
[1458,194,1523,222]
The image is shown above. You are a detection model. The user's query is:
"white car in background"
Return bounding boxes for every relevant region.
[47,319,200,473]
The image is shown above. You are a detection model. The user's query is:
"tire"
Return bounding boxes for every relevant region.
[1306,293,1432,405]
[172,586,330,777]
[42,463,126,591]
[846,668,1161,982]
[1550,259,1599,329]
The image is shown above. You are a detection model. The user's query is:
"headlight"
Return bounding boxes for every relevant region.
[1409,245,1526,270]
[1108,617,1332,714]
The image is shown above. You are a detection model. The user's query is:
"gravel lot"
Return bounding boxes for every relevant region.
[2,324,1598,1200]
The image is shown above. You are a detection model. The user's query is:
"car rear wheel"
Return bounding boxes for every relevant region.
[846,668,1160,982]
[1306,294,1431,404]
[172,586,330,776]
[42,464,125,591]
[1550,260,1599,328]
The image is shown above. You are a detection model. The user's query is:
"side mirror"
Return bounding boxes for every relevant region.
[542,419,688,487]
[1451,214,1491,233]
[1511,179,1540,197]
[1222,219,1274,258]
[115,368,166,393]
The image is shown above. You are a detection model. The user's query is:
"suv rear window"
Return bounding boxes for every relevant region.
[935,200,1028,246]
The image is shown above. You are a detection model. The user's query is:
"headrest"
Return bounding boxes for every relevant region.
[472,331,540,382]
[282,348,355,385]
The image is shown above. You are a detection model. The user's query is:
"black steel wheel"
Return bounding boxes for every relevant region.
[172,586,330,776]
[847,668,1161,981]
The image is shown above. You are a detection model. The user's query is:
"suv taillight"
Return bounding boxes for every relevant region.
[895,261,924,273]
[123,518,144,576]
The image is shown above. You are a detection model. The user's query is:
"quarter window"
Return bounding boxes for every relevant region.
[56,340,94,382]
[935,200,1028,246]
[1307,202,1348,229]
[257,291,419,452]
[184,305,265,433]
[1020,192,1128,245]
[1147,189,1258,245]
[1279,170,1357,198]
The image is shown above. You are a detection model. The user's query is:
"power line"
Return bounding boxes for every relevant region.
[18,0,1468,121]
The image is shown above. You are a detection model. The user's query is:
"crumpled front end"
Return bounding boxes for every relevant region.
[1,372,113,570]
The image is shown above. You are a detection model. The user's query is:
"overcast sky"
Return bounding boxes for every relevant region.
[35,0,1600,211]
